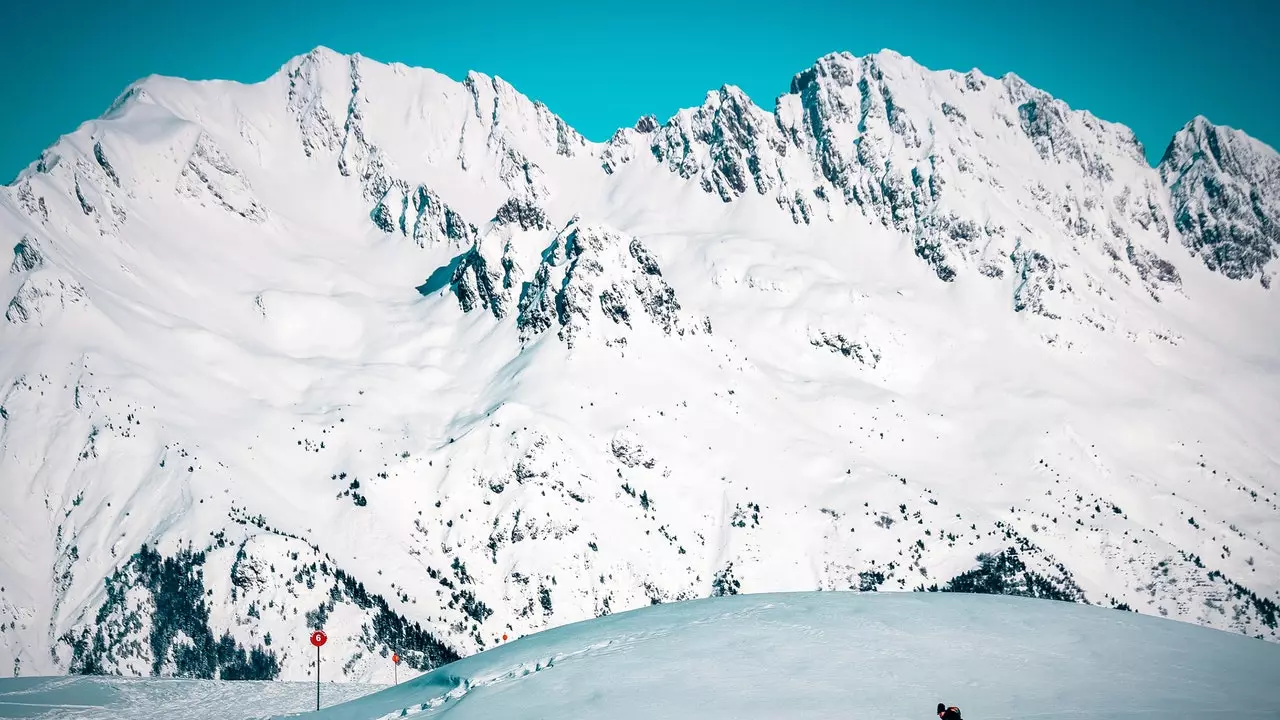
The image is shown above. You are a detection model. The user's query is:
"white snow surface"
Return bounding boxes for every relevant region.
[4,592,1276,719]
[291,592,1280,720]
[0,676,382,719]
[1,46,1279,683]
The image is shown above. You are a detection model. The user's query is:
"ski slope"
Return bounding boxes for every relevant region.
[5,592,1275,719]
[291,592,1280,720]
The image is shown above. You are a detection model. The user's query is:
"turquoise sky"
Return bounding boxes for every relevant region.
[1,0,1275,182]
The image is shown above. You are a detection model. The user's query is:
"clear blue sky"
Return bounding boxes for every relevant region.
[1,0,1275,182]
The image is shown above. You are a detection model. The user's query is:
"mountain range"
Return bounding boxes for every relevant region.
[0,46,1277,682]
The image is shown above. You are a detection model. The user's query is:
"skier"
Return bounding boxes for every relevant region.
[937,703,963,720]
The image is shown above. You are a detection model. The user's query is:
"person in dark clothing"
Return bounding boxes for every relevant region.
[937,703,963,720]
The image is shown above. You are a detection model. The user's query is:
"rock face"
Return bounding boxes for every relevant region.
[493,194,552,232]
[650,85,790,203]
[0,46,1278,687]
[5,271,87,325]
[176,133,268,222]
[448,210,701,348]
[1160,116,1280,287]
[451,231,523,319]
[620,51,1213,304]
[512,220,697,348]
[373,181,477,247]
[9,236,42,274]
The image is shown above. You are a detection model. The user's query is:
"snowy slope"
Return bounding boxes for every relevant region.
[0,675,381,718]
[1,47,1279,684]
[8,593,1276,719]
[291,592,1280,720]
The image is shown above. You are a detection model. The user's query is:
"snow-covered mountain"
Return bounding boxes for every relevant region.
[1,46,1278,683]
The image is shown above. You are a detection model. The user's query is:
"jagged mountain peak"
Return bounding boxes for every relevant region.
[104,82,158,117]
[12,44,598,246]
[799,48,921,76]
[1159,115,1280,285]
[634,115,660,133]
[707,83,755,103]
[1161,115,1280,179]
[274,44,347,89]
[287,44,346,66]
[789,47,1004,106]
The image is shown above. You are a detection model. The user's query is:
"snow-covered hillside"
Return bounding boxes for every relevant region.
[290,592,1280,720]
[1,47,1278,683]
[8,593,1277,719]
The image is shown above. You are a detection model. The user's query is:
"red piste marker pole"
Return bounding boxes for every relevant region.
[310,630,327,711]
[392,652,401,685]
